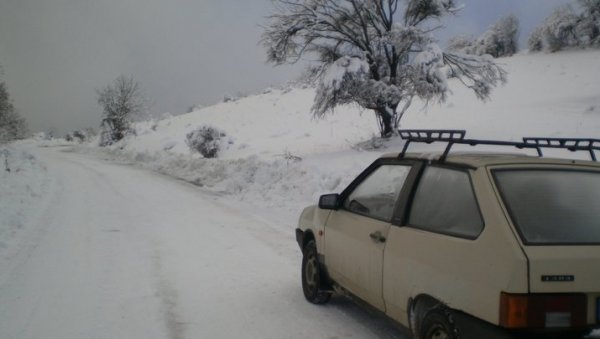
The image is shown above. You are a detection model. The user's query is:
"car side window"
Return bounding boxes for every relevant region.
[408,166,483,239]
[343,165,411,222]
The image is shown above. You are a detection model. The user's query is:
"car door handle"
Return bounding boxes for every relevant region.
[369,231,386,243]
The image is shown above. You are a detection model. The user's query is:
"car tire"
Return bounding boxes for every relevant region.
[301,240,331,304]
[419,308,460,339]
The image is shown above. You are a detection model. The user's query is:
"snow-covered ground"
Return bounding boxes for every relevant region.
[1,49,600,338]
[0,145,405,339]
[0,146,50,252]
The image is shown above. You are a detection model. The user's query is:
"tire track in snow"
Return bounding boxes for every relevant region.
[152,248,186,339]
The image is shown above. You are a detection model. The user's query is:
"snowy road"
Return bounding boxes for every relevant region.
[0,146,405,339]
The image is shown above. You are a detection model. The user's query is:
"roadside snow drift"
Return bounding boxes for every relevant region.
[0,146,50,251]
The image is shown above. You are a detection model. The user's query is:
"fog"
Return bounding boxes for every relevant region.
[0,0,571,135]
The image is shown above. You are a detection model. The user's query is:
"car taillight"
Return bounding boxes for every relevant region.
[500,293,587,329]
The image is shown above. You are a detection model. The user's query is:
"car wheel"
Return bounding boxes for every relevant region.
[301,240,331,304]
[420,308,460,339]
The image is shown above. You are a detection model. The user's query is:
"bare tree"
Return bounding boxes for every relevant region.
[262,0,506,137]
[97,75,146,146]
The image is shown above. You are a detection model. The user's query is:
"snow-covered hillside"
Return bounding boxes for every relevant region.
[87,49,600,217]
[108,50,600,159]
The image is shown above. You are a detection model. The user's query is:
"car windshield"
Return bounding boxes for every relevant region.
[494,169,600,245]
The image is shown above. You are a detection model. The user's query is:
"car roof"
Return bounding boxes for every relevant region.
[380,151,600,168]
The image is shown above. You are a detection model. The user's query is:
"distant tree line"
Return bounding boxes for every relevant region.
[63,128,96,143]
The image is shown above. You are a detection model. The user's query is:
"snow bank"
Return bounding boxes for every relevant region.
[0,145,50,251]
[81,145,379,218]
[76,85,385,215]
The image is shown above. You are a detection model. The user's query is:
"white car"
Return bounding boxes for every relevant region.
[296,130,600,339]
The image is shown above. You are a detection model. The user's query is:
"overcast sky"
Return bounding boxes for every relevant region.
[0,0,572,135]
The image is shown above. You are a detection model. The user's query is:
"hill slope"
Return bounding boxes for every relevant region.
[88,49,600,217]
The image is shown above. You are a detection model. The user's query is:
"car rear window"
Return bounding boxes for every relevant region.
[494,169,600,245]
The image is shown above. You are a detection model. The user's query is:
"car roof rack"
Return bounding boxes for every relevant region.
[398,129,600,162]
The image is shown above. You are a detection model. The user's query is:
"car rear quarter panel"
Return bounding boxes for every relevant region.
[382,167,529,327]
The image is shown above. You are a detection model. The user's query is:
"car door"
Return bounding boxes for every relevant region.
[383,165,489,325]
[324,162,413,311]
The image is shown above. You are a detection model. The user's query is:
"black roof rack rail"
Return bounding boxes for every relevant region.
[399,129,600,162]
[523,137,600,161]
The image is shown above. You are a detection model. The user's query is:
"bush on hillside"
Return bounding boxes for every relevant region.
[185,125,227,158]
[529,1,600,52]
[529,6,579,52]
[448,14,519,58]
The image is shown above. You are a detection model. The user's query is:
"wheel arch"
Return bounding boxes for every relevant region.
[301,230,334,291]
[409,294,513,339]
[408,294,448,337]
[301,230,316,250]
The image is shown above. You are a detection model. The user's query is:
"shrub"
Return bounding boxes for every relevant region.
[528,1,600,53]
[96,75,146,146]
[473,14,520,57]
[72,130,86,142]
[448,15,519,58]
[185,125,227,158]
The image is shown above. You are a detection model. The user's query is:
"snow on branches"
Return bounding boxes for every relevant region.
[263,0,506,137]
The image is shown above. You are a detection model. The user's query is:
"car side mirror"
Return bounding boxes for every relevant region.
[319,194,340,210]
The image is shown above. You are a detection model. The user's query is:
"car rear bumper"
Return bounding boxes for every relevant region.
[453,311,599,339]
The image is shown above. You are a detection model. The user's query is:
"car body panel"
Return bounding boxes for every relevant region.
[297,205,330,254]
[323,210,390,311]
[383,167,529,326]
[525,246,600,294]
